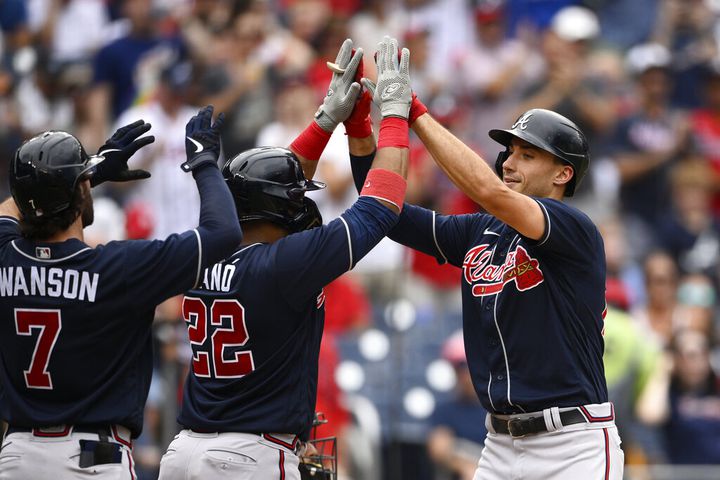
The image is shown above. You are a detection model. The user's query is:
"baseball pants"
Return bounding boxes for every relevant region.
[159,429,301,480]
[0,426,136,479]
[474,403,624,480]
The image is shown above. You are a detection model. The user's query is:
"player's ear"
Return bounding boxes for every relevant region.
[553,165,574,188]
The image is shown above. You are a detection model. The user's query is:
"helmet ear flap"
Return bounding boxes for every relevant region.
[495,149,510,178]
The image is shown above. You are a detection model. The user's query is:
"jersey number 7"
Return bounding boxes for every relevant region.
[182,297,255,379]
[14,308,62,390]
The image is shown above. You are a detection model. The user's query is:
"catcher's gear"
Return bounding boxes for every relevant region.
[299,413,337,480]
[314,38,363,132]
[10,131,96,219]
[489,108,590,197]
[181,105,225,172]
[222,147,324,233]
[91,119,154,187]
[362,36,411,119]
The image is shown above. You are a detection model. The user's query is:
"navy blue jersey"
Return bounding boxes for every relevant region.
[351,154,607,414]
[393,202,607,413]
[0,167,241,437]
[178,197,397,440]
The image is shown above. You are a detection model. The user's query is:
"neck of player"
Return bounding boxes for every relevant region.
[240,221,289,246]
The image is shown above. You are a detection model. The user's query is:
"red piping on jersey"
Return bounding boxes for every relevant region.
[279,450,286,480]
[112,425,132,449]
[578,404,614,423]
[263,433,299,451]
[603,428,610,480]
[32,425,71,437]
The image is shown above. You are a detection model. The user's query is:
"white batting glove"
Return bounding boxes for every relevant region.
[361,36,411,119]
[314,39,363,132]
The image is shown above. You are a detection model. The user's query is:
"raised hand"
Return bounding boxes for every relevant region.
[91,120,155,187]
[362,36,411,119]
[314,38,363,132]
[181,105,225,172]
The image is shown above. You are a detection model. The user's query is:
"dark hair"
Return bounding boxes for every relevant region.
[19,186,83,240]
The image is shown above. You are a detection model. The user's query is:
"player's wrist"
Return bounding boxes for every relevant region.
[377,117,408,150]
[344,116,373,138]
[290,121,333,162]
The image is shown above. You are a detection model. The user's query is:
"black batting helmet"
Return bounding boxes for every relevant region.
[10,131,96,219]
[489,109,589,196]
[223,147,325,233]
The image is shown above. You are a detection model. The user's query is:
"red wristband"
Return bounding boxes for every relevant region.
[360,168,407,212]
[289,121,332,161]
[377,117,409,150]
[409,92,428,125]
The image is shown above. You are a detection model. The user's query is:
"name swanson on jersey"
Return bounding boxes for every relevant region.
[0,266,99,302]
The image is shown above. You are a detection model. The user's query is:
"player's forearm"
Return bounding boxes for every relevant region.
[194,165,243,265]
[412,114,505,204]
[348,134,376,156]
[0,197,20,219]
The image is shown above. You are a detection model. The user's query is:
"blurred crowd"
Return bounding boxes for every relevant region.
[2,0,720,479]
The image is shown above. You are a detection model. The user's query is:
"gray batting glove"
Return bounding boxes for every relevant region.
[361,36,411,119]
[314,38,363,132]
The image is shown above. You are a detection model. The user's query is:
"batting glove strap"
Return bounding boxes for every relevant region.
[181,151,218,172]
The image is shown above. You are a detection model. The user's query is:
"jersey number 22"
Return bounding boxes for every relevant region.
[182,297,255,379]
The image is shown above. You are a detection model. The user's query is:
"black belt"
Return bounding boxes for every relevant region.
[491,408,588,437]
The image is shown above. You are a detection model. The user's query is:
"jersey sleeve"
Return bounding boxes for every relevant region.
[121,229,204,306]
[0,217,21,246]
[387,205,478,268]
[272,196,398,308]
[529,198,603,262]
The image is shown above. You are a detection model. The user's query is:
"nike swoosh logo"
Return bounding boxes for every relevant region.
[483,228,500,236]
[187,137,204,153]
[97,148,122,157]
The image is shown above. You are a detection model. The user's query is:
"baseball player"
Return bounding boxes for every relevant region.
[0,106,242,479]
[351,51,623,478]
[157,37,411,480]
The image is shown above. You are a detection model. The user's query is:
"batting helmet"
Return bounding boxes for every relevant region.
[489,109,589,196]
[10,131,96,219]
[223,147,325,233]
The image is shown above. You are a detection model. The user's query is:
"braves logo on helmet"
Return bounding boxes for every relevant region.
[511,112,533,130]
[462,244,544,296]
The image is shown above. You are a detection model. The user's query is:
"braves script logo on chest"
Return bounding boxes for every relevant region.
[462,244,544,296]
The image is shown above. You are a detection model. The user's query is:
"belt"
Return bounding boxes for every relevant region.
[5,425,132,447]
[491,408,588,438]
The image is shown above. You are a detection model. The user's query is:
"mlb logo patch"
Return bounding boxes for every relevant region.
[35,247,51,259]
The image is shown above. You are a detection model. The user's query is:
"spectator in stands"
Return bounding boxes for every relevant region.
[27,0,110,64]
[689,62,720,219]
[454,1,544,157]
[428,332,487,480]
[114,61,200,239]
[517,6,616,157]
[658,159,720,281]
[653,0,718,108]
[632,251,681,347]
[639,328,720,464]
[612,43,691,241]
[86,0,185,149]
